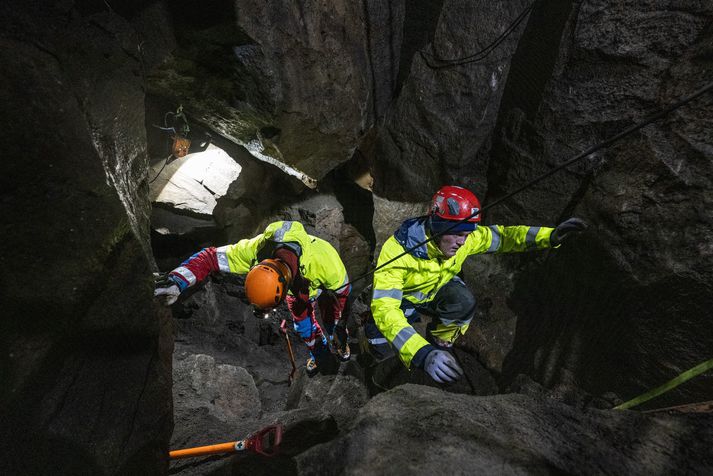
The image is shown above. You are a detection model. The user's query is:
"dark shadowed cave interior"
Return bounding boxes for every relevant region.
[2,0,713,474]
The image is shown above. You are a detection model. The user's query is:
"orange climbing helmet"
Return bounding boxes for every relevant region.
[245,259,293,310]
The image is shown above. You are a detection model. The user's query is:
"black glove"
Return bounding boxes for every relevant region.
[550,218,587,246]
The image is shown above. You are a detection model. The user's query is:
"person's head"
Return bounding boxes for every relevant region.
[244,259,293,311]
[428,185,481,258]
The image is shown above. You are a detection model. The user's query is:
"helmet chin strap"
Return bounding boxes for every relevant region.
[425,216,440,243]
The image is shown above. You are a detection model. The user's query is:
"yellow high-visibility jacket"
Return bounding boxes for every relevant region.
[216,221,348,299]
[371,217,555,368]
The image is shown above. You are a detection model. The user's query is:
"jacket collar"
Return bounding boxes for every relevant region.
[394,217,445,260]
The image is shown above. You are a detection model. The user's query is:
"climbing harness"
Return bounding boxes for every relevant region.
[280,319,298,385]
[420,0,536,69]
[169,423,283,460]
[337,80,713,293]
[614,357,713,411]
[149,105,192,184]
[154,104,192,158]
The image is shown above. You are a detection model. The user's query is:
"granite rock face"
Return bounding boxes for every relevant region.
[372,0,533,202]
[1,2,173,474]
[144,0,403,187]
[479,0,713,408]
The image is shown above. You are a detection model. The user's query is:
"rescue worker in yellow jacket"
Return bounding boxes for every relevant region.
[367,186,587,384]
[155,221,351,375]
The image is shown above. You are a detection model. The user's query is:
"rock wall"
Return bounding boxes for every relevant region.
[145,0,402,186]
[480,0,713,407]
[372,0,532,202]
[4,0,713,472]
[296,384,713,474]
[0,2,173,473]
[145,0,713,410]
[364,0,713,408]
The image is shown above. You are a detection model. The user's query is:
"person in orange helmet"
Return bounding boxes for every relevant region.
[155,221,351,375]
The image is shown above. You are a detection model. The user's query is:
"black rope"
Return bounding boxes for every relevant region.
[148,154,173,184]
[420,0,536,69]
[337,80,713,292]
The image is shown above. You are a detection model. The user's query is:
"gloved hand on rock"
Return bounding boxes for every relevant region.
[424,349,463,384]
[550,217,588,246]
[154,273,181,306]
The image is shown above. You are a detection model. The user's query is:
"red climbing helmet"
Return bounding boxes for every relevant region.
[430,185,481,223]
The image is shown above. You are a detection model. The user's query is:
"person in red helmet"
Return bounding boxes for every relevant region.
[154,220,352,376]
[367,185,586,384]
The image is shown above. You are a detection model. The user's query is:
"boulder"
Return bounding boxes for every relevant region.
[150,144,242,218]
[295,384,713,475]
[1,2,172,474]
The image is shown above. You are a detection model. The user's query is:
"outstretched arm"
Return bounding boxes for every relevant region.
[154,247,221,306]
[154,236,262,305]
[466,218,587,255]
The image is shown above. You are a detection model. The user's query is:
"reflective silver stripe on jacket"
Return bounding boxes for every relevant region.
[407,290,428,302]
[173,266,197,286]
[487,226,501,253]
[373,288,403,300]
[403,308,416,317]
[273,221,293,241]
[216,246,231,272]
[336,274,350,294]
[368,337,389,345]
[526,226,541,249]
[392,326,417,350]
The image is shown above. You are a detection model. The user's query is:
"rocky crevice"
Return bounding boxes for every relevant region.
[4,0,713,474]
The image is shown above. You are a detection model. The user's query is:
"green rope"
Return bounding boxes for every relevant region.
[614,357,713,410]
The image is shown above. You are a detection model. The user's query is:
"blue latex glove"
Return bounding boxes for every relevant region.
[550,217,587,246]
[424,349,463,384]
